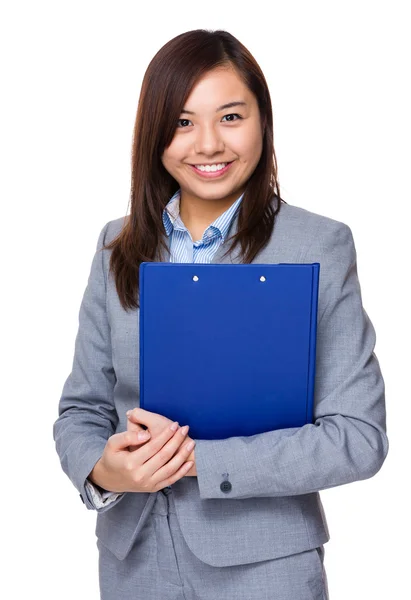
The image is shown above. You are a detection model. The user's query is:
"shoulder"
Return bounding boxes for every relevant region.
[106,215,130,244]
[276,199,351,236]
[95,215,130,249]
[274,199,354,256]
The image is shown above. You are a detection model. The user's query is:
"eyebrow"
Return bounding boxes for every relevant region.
[180,101,247,115]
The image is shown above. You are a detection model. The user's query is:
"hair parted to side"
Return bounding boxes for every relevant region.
[103,29,287,311]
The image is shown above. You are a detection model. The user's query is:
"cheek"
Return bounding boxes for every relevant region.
[248,126,263,152]
[161,149,189,182]
[230,127,263,160]
[248,130,263,165]
[237,143,263,171]
[162,154,182,178]
[162,142,179,167]
[166,137,188,160]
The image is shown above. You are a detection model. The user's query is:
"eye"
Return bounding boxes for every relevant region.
[177,119,192,128]
[221,113,242,122]
[176,113,243,128]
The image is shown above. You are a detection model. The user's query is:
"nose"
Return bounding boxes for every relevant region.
[194,124,225,156]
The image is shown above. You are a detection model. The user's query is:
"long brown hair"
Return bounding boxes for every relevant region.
[104,29,287,311]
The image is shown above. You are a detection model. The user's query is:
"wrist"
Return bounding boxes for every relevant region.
[89,458,107,489]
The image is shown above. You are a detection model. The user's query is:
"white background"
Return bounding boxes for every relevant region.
[1,1,409,598]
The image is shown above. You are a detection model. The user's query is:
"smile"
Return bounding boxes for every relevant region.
[188,161,234,179]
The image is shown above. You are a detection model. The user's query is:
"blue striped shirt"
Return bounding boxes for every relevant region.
[162,188,244,263]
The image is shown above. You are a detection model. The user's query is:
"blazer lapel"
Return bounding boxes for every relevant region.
[211,208,242,264]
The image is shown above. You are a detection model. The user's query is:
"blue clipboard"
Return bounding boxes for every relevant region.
[139,262,320,440]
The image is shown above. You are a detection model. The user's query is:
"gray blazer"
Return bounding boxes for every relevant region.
[53,198,388,567]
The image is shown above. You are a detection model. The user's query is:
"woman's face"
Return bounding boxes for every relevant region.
[161,66,264,206]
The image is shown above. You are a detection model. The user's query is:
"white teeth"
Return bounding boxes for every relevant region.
[194,162,228,172]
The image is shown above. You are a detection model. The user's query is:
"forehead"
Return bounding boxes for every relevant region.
[183,67,255,112]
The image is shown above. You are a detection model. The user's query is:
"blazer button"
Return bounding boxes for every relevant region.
[220,481,232,493]
[79,493,85,504]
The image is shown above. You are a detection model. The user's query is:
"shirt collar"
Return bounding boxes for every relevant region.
[162,189,244,243]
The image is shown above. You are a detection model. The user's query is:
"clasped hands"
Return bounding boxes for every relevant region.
[126,407,197,477]
[89,408,196,495]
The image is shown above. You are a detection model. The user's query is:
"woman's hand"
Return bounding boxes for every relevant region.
[126,407,197,476]
[126,408,173,450]
[89,421,195,494]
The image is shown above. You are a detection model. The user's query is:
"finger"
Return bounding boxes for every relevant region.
[138,423,190,478]
[150,431,195,488]
[128,421,180,464]
[127,420,145,432]
[126,407,155,425]
[126,410,140,422]
[153,460,194,492]
[107,430,151,453]
[127,422,146,452]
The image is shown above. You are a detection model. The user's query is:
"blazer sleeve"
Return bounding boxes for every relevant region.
[52,222,126,512]
[85,479,123,509]
[193,221,389,500]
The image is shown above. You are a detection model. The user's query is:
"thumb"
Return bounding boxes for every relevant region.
[110,429,151,453]
[126,420,149,452]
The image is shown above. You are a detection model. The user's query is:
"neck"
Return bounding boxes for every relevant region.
[179,189,242,232]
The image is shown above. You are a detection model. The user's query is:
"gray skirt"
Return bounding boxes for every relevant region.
[97,487,329,600]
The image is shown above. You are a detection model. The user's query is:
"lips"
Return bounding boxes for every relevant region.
[188,161,234,179]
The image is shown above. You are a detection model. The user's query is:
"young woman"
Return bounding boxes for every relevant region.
[53,29,388,600]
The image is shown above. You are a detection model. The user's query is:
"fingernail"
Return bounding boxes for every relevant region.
[126,410,132,417]
[138,431,150,440]
[170,421,179,431]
